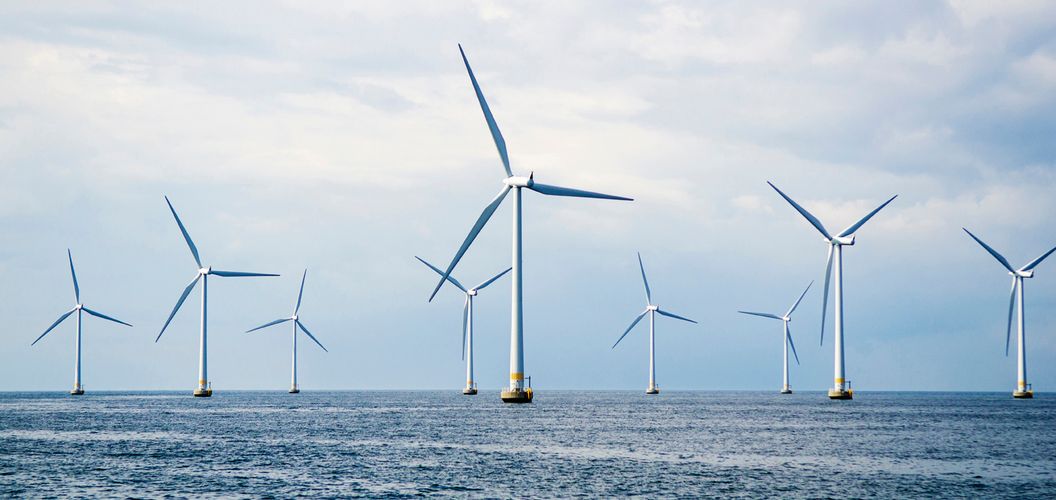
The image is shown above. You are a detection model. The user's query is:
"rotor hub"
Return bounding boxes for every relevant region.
[1013,270,1035,278]
[647,304,659,311]
[468,290,478,296]
[199,267,211,275]
[829,235,855,246]
[503,176,533,188]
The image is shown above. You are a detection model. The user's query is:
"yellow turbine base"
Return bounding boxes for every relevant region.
[193,388,212,397]
[501,388,533,403]
[1013,390,1034,399]
[828,389,853,400]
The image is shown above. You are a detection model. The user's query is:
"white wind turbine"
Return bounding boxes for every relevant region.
[155,196,279,397]
[611,253,697,394]
[427,44,633,403]
[417,256,511,395]
[246,269,327,394]
[768,182,897,399]
[963,228,1056,399]
[32,249,132,395]
[738,281,812,394]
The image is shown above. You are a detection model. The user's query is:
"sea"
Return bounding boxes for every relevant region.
[1,391,1053,498]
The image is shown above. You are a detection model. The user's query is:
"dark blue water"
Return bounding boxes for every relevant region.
[1,391,1053,498]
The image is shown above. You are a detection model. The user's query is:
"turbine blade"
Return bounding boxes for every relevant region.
[767,181,832,240]
[67,249,80,303]
[246,317,292,333]
[295,269,307,314]
[962,228,1015,273]
[156,275,201,342]
[528,182,633,201]
[428,185,511,302]
[1020,243,1056,272]
[785,280,814,317]
[474,267,512,291]
[458,44,513,177]
[164,196,202,268]
[1006,277,1016,357]
[210,270,280,278]
[612,310,648,349]
[820,244,834,346]
[31,308,76,346]
[416,256,468,293]
[657,308,697,324]
[637,252,652,304]
[462,296,469,361]
[837,195,898,237]
[787,324,801,366]
[82,307,132,327]
[296,320,328,352]
[738,311,783,321]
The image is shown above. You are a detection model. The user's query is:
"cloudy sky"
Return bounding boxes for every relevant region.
[2,1,1055,392]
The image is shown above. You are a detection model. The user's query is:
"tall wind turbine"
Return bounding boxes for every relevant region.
[417,256,511,395]
[31,250,132,395]
[738,281,812,394]
[963,228,1056,399]
[611,253,697,394]
[246,269,327,394]
[427,45,633,403]
[156,196,279,397]
[768,182,896,399]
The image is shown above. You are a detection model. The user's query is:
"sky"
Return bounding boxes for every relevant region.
[1,1,1055,392]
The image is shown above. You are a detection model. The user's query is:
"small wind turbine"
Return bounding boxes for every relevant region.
[246,269,327,394]
[417,256,511,395]
[611,253,697,394]
[427,45,633,403]
[738,281,812,394]
[963,228,1056,399]
[768,182,896,399]
[156,196,278,397]
[32,250,132,395]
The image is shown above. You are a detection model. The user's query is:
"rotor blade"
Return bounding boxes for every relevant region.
[428,186,511,302]
[82,307,132,327]
[246,317,292,333]
[962,228,1015,273]
[837,195,898,237]
[1006,277,1016,357]
[67,249,80,303]
[1020,243,1056,272]
[767,181,832,240]
[164,196,202,269]
[612,310,648,349]
[31,308,76,346]
[295,269,307,314]
[738,311,783,321]
[785,280,814,317]
[528,182,633,201]
[820,244,834,346]
[787,324,801,366]
[415,256,468,293]
[458,44,512,177]
[296,320,328,352]
[210,270,280,278]
[462,296,469,361]
[474,267,512,291]
[657,308,697,324]
[637,252,652,304]
[156,275,201,342]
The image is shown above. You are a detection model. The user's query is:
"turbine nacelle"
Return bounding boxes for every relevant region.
[75,304,83,310]
[199,267,212,276]
[646,304,659,311]
[1012,270,1035,279]
[467,289,478,296]
[291,315,298,321]
[503,175,534,188]
[829,235,855,246]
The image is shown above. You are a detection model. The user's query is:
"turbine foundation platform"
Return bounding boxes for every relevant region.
[193,388,213,397]
[828,389,853,400]
[70,388,84,396]
[289,388,300,394]
[1013,390,1034,399]
[645,387,659,395]
[501,388,533,403]
[463,387,478,395]
[780,388,792,394]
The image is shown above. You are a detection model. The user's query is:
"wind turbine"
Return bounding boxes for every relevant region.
[427,45,633,403]
[768,182,896,399]
[611,253,697,395]
[417,256,511,395]
[31,250,132,395]
[738,281,812,394]
[963,228,1056,399]
[246,269,327,394]
[156,196,279,397]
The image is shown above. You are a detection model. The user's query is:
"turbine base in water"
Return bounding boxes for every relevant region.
[828,389,852,400]
[780,388,792,394]
[500,388,533,403]
[1013,390,1034,399]
[70,388,84,396]
[193,388,212,397]
[289,388,300,394]
[462,387,478,395]
[645,387,659,395]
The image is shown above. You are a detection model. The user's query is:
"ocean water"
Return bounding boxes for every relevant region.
[1,391,1054,498]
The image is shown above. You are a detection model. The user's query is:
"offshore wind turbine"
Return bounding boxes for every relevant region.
[156,196,279,397]
[768,182,896,399]
[31,250,132,395]
[417,257,511,395]
[738,281,812,394]
[427,45,632,403]
[963,228,1056,399]
[611,253,697,394]
[247,269,327,394]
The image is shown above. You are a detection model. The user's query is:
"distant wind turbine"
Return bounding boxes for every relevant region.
[738,281,812,394]
[247,269,327,394]
[156,196,279,397]
[427,44,633,403]
[963,228,1056,399]
[417,256,511,395]
[611,253,697,394]
[768,182,896,399]
[31,250,132,395]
